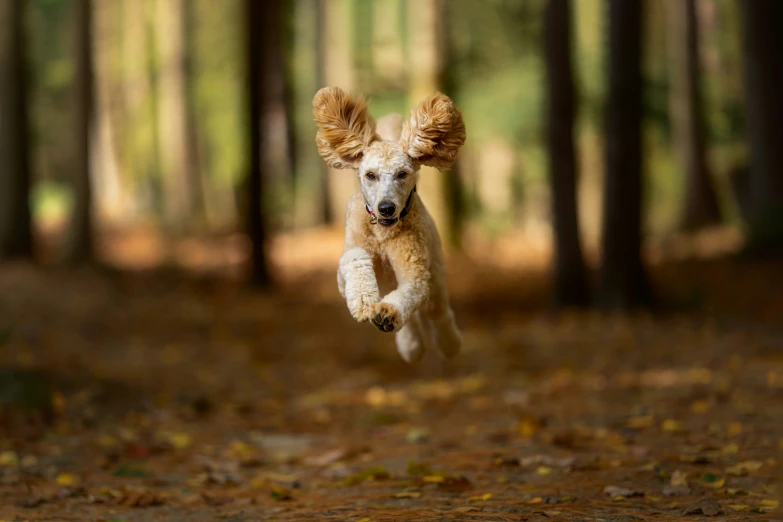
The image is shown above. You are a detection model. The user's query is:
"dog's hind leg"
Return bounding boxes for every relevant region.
[395,311,431,363]
[426,269,461,359]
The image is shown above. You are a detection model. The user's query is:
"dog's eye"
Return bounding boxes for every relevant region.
[397,171,408,180]
[365,172,376,181]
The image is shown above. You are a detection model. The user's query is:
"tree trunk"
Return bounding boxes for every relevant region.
[741,0,783,255]
[438,0,465,250]
[598,0,651,310]
[245,0,272,287]
[407,0,452,244]
[0,0,33,260]
[65,0,96,264]
[156,0,201,233]
[666,0,722,231]
[321,0,356,227]
[544,0,589,307]
[313,0,331,225]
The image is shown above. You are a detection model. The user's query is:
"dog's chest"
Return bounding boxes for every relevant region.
[371,253,397,293]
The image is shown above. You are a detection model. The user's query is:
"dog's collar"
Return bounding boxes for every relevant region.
[365,186,417,226]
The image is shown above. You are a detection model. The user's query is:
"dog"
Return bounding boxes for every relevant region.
[312,86,466,363]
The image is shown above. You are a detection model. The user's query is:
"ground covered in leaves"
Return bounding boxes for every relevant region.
[0,241,782,521]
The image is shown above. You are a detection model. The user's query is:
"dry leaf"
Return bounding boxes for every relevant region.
[682,498,722,516]
[661,419,683,433]
[468,493,492,502]
[604,485,643,497]
[55,473,78,487]
[671,470,688,487]
[725,460,763,476]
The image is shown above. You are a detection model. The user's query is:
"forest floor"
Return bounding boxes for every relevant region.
[0,229,782,521]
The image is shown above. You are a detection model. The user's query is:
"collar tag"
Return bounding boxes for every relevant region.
[365,204,378,224]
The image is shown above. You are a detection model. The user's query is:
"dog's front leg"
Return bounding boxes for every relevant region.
[370,239,430,333]
[338,247,379,322]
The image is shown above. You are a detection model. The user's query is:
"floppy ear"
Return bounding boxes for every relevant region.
[400,93,466,170]
[312,87,379,169]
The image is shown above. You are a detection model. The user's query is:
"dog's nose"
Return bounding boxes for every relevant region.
[378,201,396,217]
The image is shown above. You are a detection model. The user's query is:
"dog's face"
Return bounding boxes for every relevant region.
[357,141,418,226]
[312,87,466,227]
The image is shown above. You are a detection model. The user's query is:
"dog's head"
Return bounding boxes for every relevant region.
[313,87,466,227]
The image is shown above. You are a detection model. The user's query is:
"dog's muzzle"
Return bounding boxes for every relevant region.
[365,186,417,227]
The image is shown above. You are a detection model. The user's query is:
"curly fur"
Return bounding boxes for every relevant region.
[400,93,466,170]
[313,87,466,363]
[313,87,379,169]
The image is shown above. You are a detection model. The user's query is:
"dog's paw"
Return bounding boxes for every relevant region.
[371,302,402,333]
[348,294,377,323]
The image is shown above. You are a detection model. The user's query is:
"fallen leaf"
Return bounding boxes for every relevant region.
[721,443,739,455]
[662,485,691,496]
[55,473,78,486]
[407,460,433,477]
[661,419,684,433]
[437,476,473,493]
[112,463,150,478]
[450,506,480,513]
[519,455,576,468]
[406,428,430,444]
[393,491,421,499]
[701,473,725,488]
[627,415,654,429]
[422,475,445,483]
[729,504,750,512]
[303,448,348,467]
[342,465,389,486]
[603,485,643,497]
[536,466,552,475]
[725,461,763,476]
[270,485,292,501]
[167,432,191,449]
[468,493,492,502]
[519,416,541,438]
[691,400,709,414]
[682,498,722,516]
[671,470,688,487]
[0,451,18,467]
[727,422,743,436]
[761,499,780,509]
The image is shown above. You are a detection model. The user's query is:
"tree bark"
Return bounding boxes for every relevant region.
[65,0,96,264]
[598,0,651,310]
[407,0,452,244]
[438,0,465,250]
[0,0,33,260]
[156,0,202,233]
[666,0,722,231]
[741,0,783,255]
[544,0,589,307]
[245,0,273,287]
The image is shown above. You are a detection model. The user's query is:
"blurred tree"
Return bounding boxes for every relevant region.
[0,0,33,260]
[156,0,203,232]
[666,0,722,231]
[65,0,96,264]
[407,0,452,243]
[438,0,465,250]
[245,0,273,287]
[598,0,651,309]
[544,0,588,307]
[321,0,356,226]
[741,0,783,255]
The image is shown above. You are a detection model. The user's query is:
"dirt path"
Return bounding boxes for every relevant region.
[0,260,781,520]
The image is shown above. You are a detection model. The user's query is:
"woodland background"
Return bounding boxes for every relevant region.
[0,0,782,520]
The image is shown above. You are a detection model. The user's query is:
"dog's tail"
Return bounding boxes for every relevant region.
[375,113,403,142]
